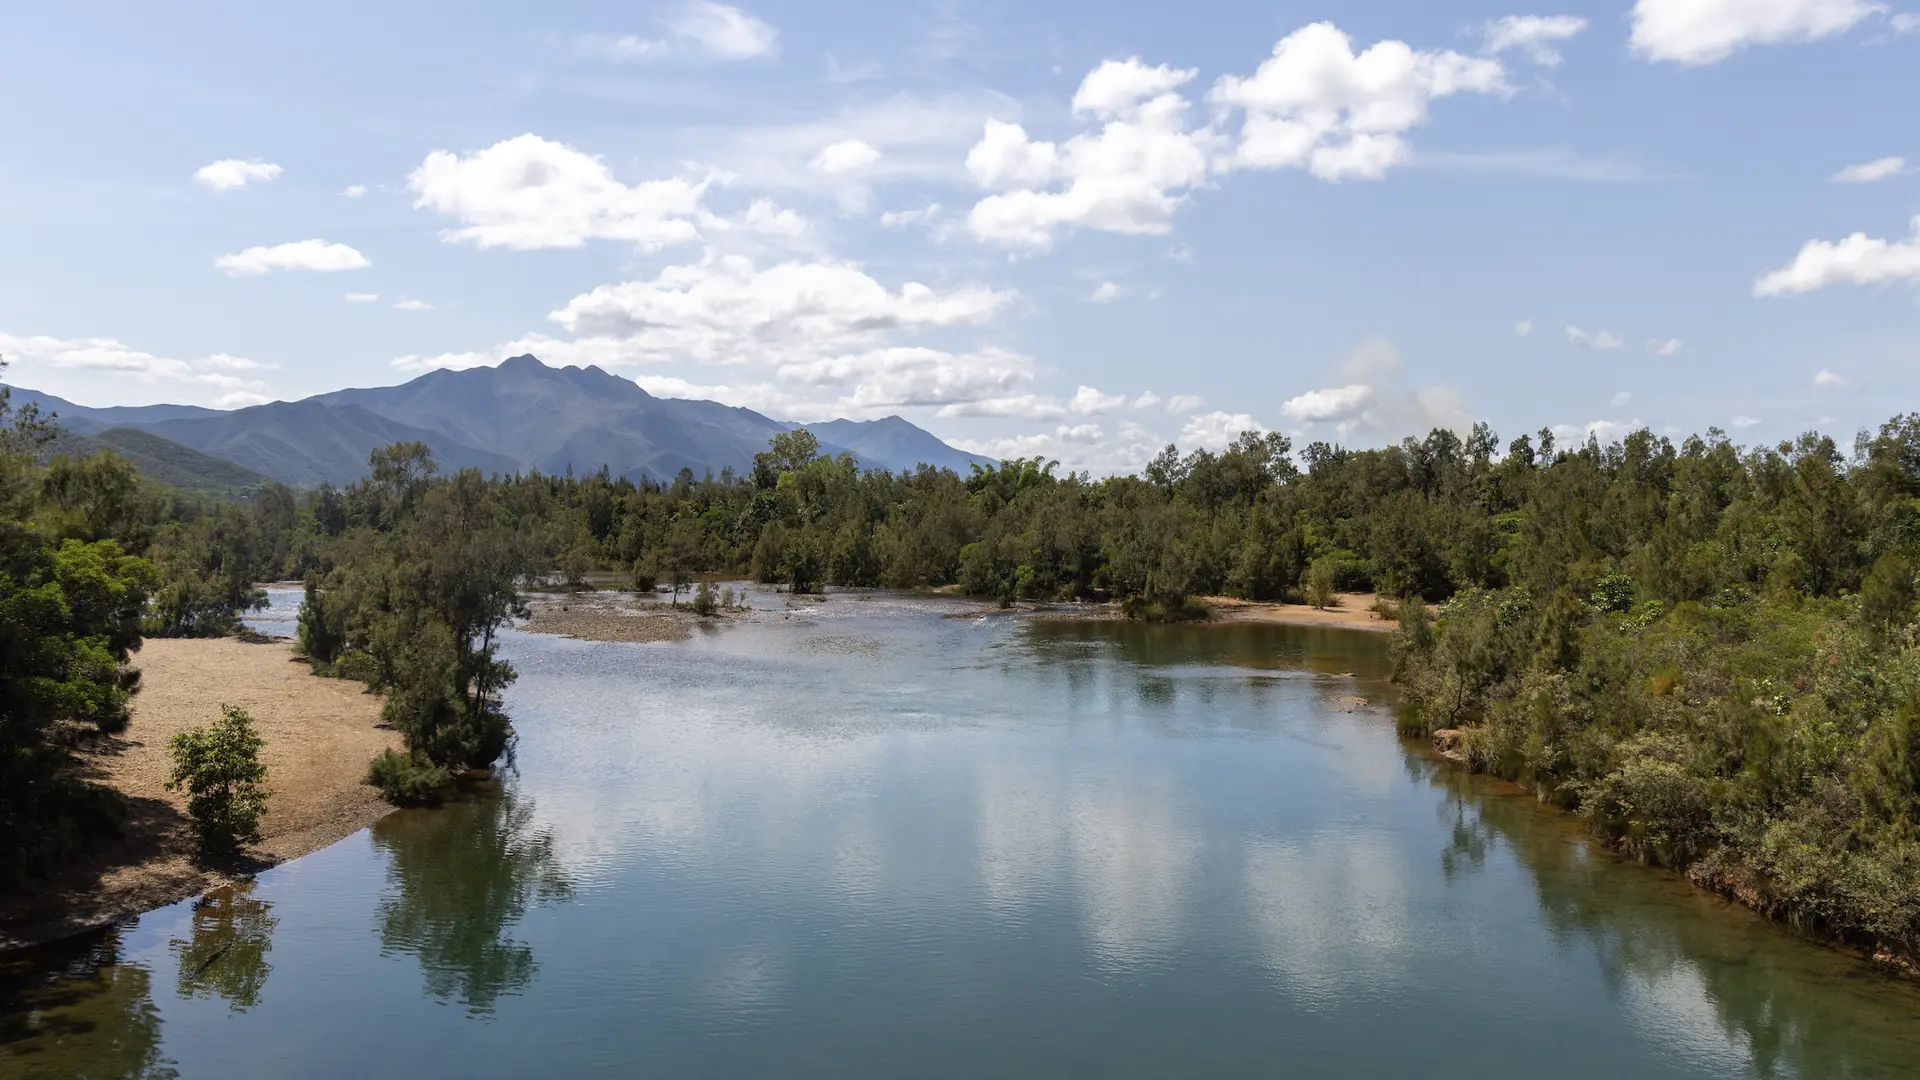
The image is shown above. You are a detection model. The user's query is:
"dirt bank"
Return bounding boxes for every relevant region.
[0,638,400,949]
[1028,593,1407,632]
[1202,593,1403,633]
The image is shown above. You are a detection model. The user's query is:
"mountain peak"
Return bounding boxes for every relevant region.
[498,353,547,373]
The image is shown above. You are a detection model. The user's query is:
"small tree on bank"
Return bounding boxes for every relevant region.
[1304,560,1337,610]
[168,706,270,857]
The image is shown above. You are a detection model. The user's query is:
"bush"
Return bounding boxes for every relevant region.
[1304,559,1337,609]
[1122,593,1211,622]
[167,705,270,857]
[631,557,658,593]
[365,749,451,806]
[691,581,718,616]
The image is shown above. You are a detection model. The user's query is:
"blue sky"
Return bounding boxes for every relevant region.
[2,0,1917,470]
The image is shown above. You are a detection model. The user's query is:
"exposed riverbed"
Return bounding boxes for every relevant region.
[5,585,1919,1078]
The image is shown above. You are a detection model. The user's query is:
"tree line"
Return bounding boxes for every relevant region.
[8,356,1920,968]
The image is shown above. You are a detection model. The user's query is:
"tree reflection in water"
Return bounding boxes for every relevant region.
[0,929,177,1079]
[168,881,277,1012]
[371,784,573,1014]
[1411,753,1920,1078]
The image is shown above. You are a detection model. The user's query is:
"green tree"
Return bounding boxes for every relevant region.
[166,705,270,857]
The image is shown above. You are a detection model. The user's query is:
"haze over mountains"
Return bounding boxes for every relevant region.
[10,355,992,489]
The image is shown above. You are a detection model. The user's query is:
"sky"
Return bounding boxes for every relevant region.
[2,0,1917,472]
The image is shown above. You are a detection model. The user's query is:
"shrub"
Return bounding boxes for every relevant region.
[691,581,718,616]
[1122,593,1211,622]
[631,556,658,593]
[365,749,451,806]
[1304,559,1337,610]
[167,706,270,857]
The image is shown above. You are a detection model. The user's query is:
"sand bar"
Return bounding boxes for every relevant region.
[0,638,400,949]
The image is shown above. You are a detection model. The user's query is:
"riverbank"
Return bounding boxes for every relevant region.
[1023,592,1403,631]
[1202,593,1400,633]
[0,637,400,949]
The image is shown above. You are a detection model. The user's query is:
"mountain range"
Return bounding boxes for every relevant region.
[8,355,992,490]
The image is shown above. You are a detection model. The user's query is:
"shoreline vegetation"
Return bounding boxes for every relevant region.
[6,359,1920,981]
[0,637,398,949]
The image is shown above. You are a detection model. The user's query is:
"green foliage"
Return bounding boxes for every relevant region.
[0,360,300,887]
[1304,559,1336,609]
[691,580,718,616]
[365,748,452,806]
[23,337,1920,966]
[296,451,530,773]
[1860,551,1916,637]
[629,555,658,593]
[143,507,270,637]
[0,531,156,884]
[166,705,270,857]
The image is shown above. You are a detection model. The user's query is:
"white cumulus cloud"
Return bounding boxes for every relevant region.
[1814,368,1848,387]
[0,331,273,407]
[809,139,881,174]
[1069,386,1128,414]
[1611,390,1633,406]
[393,299,434,311]
[1630,0,1889,65]
[793,346,1037,413]
[1513,318,1534,336]
[1481,15,1590,65]
[345,292,379,303]
[1754,215,1920,295]
[964,60,1213,248]
[409,134,710,251]
[1832,156,1907,183]
[1181,411,1263,451]
[1278,339,1472,440]
[545,253,1013,365]
[961,26,1511,247]
[1732,414,1761,428]
[1088,282,1122,303]
[1651,337,1684,355]
[1211,22,1510,181]
[342,184,368,198]
[215,239,369,276]
[193,158,282,191]
[1281,384,1374,423]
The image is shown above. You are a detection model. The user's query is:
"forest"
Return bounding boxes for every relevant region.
[5,358,1920,965]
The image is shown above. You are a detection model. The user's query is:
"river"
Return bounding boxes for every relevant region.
[5,588,1920,1078]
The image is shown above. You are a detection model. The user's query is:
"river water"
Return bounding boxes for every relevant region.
[6,589,1920,1078]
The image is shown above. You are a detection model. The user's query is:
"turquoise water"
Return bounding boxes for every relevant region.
[6,590,1920,1078]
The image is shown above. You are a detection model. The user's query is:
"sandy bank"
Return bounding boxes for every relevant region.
[0,638,400,949]
[1026,592,1405,632]
[1202,593,1402,633]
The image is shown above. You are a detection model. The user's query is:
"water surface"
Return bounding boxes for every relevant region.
[6,589,1919,1078]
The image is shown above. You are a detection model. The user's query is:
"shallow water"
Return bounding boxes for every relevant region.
[6,588,1920,1078]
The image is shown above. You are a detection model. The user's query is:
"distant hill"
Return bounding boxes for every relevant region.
[800,416,994,477]
[6,356,992,488]
[135,400,523,490]
[7,388,222,433]
[41,426,273,498]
